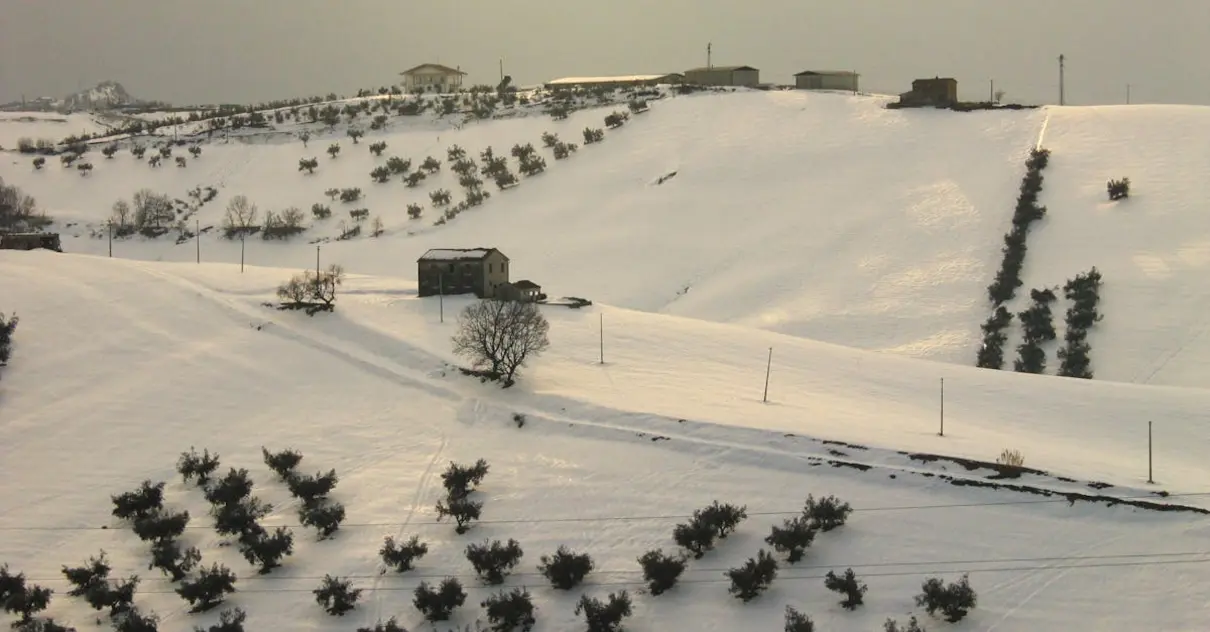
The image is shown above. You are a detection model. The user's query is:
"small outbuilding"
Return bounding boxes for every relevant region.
[417,247,509,298]
[497,279,543,303]
[0,232,61,252]
[794,70,859,92]
[683,65,760,87]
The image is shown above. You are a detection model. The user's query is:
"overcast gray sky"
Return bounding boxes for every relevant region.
[1,0,1207,107]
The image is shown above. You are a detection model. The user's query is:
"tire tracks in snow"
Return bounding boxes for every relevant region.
[124,265,1188,513]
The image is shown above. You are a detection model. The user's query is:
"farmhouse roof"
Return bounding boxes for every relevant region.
[417,248,506,262]
[400,63,468,77]
[794,70,858,76]
[513,279,540,290]
[684,65,758,73]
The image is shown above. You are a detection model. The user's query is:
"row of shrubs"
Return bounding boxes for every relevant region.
[977,147,1051,369]
[1057,268,1103,378]
[1014,288,1058,373]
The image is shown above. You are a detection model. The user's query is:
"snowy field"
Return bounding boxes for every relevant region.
[1,90,1049,368]
[3,251,1210,632]
[5,90,1210,386]
[5,88,1210,630]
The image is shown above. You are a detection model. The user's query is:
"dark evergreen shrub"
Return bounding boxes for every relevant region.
[192,607,245,632]
[465,538,523,584]
[765,515,817,563]
[175,564,236,613]
[112,608,159,632]
[823,568,867,610]
[1107,177,1130,200]
[672,517,715,558]
[726,549,778,602]
[211,497,271,541]
[784,606,815,632]
[636,549,686,595]
[356,618,407,632]
[203,468,253,507]
[83,575,139,618]
[285,469,338,504]
[2,582,52,622]
[111,481,166,521]
[537,545,594,590]
[148,539,201,581]
[884,616,926,632]
[481,587,536,632]
[178,447,221,486]
[412,577,466,623]
[435,497,483,534]
[976,306,1014,369]
[421,156,441,173]
[262,447,302,480]
[314,574,362,616]
[574,591,631,632]
[61,552,110,596]
[0,309,17,368]
[916,574,977,622]
[380,535,428,572]
[299,501,345,539]
[238,526,294,574]
[803,495,852,532]
[133,510,190,543]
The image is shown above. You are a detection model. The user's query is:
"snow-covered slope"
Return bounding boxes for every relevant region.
[4,91,1210,387]
[1,90,1049,366]
[3,250,1209,632]
[1010,106,1210,387]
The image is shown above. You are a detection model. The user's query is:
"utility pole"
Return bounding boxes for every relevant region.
[1058,54,1066,105]
[240,234,245,273]
[939,378,945,436]
[990,79,994,103]
[107,221,112,257]
[762,347,772,403]
[499,59,504,82]
[1147,421,1154,483]
[195,219,200,263]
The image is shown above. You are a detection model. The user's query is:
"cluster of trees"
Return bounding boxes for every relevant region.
[0,178,50,232]
[276,264,346,316]
[978,148,1051,369]
[1058,267,1103,378]
[1014,288,1058,373]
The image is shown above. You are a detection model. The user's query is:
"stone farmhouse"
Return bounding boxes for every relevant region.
[416,248,543,302]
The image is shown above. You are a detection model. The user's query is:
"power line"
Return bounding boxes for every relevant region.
[23,550,1210,584]
[67,556,1210,597]
[2,491,1206,533]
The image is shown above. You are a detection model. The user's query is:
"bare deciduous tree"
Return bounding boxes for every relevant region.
[132,188,174,230]
[111,200,131,229]
[452,300,550,386]
[223,195,259,238]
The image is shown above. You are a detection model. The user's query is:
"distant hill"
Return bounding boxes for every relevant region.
[0,81,148,112]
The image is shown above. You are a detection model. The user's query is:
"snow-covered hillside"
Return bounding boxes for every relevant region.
[5,90,1210,387]
[3,250,1209,632]
[2,90,1051,366]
